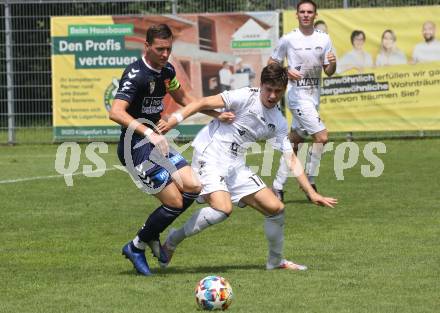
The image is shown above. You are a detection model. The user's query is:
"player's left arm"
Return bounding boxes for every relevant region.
[323,38,337,77]
[323,51,337,77]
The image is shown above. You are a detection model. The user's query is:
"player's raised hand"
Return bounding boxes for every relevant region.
[217,111,235,124]
[326,52,336,65]
[308,193,338,208]
[287,68,303,81]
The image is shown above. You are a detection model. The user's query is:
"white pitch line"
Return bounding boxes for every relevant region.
[0,154,55,159]
[0,167,119,184]
[0,149,274,184]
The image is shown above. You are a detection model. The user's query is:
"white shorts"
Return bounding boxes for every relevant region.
[290,103,326,138]
[192,149,266,205]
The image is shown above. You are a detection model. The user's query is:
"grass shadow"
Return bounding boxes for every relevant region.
[118,263,263,276]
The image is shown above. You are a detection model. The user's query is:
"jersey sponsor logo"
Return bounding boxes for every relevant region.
[315,46,323,52]
[169,153,185,165]
[268,123,276,132]
[141,97,163,114]
[294,65,301,71]
[296,78,320,87]
[151,168,170,184]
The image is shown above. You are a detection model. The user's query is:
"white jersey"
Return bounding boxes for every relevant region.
[191,87,292,165]
[271,28,333,109]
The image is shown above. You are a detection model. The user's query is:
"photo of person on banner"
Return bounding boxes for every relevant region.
[375,29,407,67]
[411,21,440,64]
[219,61,234,92]
[337,30,373,74]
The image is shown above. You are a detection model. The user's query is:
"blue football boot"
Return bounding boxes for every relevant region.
[122,242,152,276]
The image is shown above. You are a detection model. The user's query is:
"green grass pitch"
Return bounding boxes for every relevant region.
[1,139,439,313]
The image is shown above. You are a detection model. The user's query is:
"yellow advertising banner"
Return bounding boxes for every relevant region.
[283,6,440,132]
[51,16,137,139]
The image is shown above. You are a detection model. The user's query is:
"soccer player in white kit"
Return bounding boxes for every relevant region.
[156,63,337,271]
[270,0,337,201]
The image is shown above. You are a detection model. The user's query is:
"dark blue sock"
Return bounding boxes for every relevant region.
[137,205,182,243]
[182,192,200,211]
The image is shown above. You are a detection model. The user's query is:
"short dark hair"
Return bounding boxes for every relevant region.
[261,63,288,88]
[297,0,317,12]
[146,24,173,44]
[314,20,326,27]
[351,30,366,45]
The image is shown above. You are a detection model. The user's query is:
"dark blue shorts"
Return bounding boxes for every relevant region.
[117,134,188,191]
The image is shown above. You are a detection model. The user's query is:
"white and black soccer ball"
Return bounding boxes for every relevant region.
[195,275,233,311]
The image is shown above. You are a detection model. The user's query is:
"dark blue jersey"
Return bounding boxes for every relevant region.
[114,58,180,126]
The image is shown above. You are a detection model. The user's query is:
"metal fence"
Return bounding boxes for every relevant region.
[1,0,440,144]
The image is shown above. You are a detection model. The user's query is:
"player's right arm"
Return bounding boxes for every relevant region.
[159,94,226,132]
[268,35,302,81]
[109,99,169,155]
[109,99,146,136]
[109,64,169,155]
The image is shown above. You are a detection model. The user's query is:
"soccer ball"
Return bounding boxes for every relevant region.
[195,275,233,311]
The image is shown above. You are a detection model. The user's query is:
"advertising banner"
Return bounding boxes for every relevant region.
[282,7,440,132]
[51,12,279,141]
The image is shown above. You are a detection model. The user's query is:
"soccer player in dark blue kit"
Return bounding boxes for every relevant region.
[109,24,233,276]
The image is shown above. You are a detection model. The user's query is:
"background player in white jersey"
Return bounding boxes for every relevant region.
[157,63,337,271]
[269,0,336,201]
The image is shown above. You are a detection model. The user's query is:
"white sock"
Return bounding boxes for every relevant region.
[265,210,285,267]
[168,207,228,248]
[273,155,290,190]
[305,143,324,182]
[132,236,147,250]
